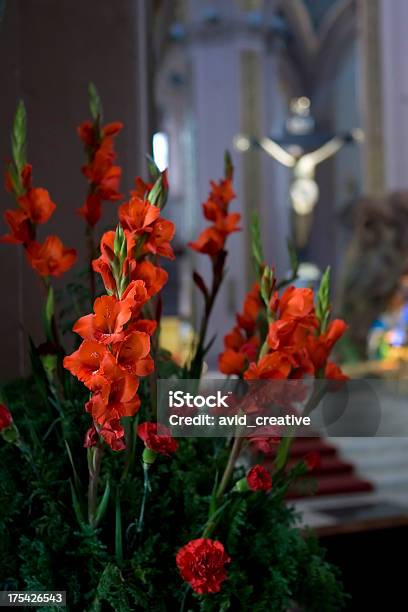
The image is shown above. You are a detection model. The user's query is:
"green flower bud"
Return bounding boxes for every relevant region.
[234,477,249,493]
[142,447,157,465]
[114,224,125,260]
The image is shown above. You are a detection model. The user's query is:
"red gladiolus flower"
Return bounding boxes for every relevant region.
[77,119,123,226]
[0,209,33,244]
[0,404,13,431]
[2,153,75,278]
[188,226,225,256]
[176,538,231,594]
[119,196,175,259]
[219,283,263,376]
[18,187,56,225]
[131,176,153,198]
[325,361,348,381]
[4,163,32,194]
[84,425,98,448]
[115,331,153,376]
[247,464,272,491]
[92,229,135,294]
[218,349,247,376]
[307,319,348,371]
[26,236,77,277]
[84,419,126,452]
[188,176,240,256]
[63,340,109,388]
[73,294,136,344]
[77,193,102,227]
[279,286,315,320]
[86,354,140,425]
[244,352,293,380]
[99,418,126,451]
[137,422,178,455]
[131,260,168,298]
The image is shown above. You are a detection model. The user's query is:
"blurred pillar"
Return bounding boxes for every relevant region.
[0,0,153,379]
[378,0,408,191]
[359,0,385,195]
[168,0,290,364]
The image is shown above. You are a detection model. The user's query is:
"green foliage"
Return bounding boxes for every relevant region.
[224,150,233,180]
[7,100,27,196]
[316,266,331,333]
[0,371,347,611]
[88,82,102,123]
[250,211,264,278]
[12,101,27,174]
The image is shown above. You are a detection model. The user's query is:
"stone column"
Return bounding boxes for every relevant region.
[181,0,290,364]
[378,0,408,191]
[359,0,385,194]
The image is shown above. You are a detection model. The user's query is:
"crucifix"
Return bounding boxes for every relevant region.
[234,96,363,247]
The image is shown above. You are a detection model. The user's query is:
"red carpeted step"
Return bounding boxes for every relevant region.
[251,435,374,499]
[262,437,338,459]
[287,455,354,477]
[287,474,373,499]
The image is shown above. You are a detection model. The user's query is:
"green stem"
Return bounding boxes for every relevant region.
[137,463,151,534]
[88,444,104,526]
[190,257,224,377]
[115,488,123,565]
[121,415,139,482]
[86,223,96,305]
[216,435,244,502]
[180,584,190,612]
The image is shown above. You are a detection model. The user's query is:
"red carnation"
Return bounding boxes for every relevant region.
[246,464,272,492]
[0,403,13,431]
[176,538,230,594]
[137,422,178,456]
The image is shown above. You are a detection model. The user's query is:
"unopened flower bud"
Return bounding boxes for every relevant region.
[142,447,157,465]
[234,477,249,493]
[113,224,125,260]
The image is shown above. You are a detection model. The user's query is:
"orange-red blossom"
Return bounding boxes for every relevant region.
[219,284,348,382]
[188,177,240,256]
[64,171,172,450]
[77,120,123,226]
[1,163,77,277]
[64,230,168,449]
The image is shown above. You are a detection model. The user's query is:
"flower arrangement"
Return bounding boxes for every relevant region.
[0,87,349,611]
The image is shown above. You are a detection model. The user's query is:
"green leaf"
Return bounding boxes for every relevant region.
[95,479,111,527]
[11,100,27,175]
[316,266,331,333]
[113,224,125,261]
[147,173,167,209]
[146,154,160,180]
[274,433,294,472]
[250,211,264,276]
[260,265,274,308]
[43,284,55,343]
[209,470,219,517]
[224,149,234,180]
[65,440,81,491]
[115,489,123,565]
[287,238,299,279]
[70,479,85,527]
[89,82,102,122]
[28,336,50,409]
[156,348,183,379]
